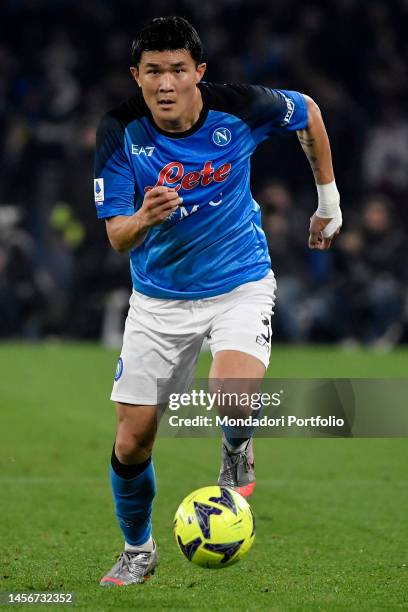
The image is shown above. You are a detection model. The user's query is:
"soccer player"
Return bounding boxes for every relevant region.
[94,16,342,586]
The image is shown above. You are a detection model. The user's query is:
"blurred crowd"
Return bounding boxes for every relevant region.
[0,0,407,346]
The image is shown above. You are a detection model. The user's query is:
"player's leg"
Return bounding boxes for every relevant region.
[209,351,265,499]
[101,402,160,586]
[210,348,265,440]
[100,289,205,586]
[207,272,277,498]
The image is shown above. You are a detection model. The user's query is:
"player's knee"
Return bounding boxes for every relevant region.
[115,430,155,463]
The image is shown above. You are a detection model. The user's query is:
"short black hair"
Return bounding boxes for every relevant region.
[131,16,204,66]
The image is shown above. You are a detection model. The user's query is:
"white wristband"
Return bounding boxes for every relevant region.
[315,180,342,238]
[315,180,340,218]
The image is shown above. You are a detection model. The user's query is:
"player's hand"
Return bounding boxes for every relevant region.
[309,213,341,250]
[138,186,183,227]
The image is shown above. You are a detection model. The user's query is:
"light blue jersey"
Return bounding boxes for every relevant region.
[94,83,307,298]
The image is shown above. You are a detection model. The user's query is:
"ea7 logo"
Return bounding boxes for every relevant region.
[132,144,155,156]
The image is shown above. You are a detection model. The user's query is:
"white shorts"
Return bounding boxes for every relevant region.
[111,272,277,405]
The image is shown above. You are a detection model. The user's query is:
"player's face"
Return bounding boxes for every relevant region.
[131,49,206,131]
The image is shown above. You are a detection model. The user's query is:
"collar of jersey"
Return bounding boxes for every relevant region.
[146,102,209,139]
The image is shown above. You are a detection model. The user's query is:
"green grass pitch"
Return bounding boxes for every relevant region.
[1,343,407,610]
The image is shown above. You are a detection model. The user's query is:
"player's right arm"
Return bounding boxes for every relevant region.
[105,187,181,252]
[94,112,181,252]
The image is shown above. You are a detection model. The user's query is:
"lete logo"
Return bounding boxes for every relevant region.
[144,161,232,192]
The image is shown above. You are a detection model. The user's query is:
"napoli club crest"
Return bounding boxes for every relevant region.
[114,357,123,381]
[212,127,232,146]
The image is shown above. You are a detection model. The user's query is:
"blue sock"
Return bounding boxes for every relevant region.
[110,455,156,546]
[222,407,263,448]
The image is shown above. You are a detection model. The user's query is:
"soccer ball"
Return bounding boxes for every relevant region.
[173,486,255,568]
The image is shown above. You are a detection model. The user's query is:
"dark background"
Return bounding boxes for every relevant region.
[1,0,407,346]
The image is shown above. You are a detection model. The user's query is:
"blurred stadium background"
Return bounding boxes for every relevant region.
[2,3,408,608]
[1,0,407,348]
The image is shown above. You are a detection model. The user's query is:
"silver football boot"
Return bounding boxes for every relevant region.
[218,438,256,499]
[100,541,158,586]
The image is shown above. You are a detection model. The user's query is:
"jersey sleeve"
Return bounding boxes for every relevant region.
[248,87,308,145]
[93,113,136,219]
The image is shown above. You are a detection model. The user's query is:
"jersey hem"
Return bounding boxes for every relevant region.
[132,267,272,300]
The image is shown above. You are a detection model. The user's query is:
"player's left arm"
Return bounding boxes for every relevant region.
[297,95,342,250]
